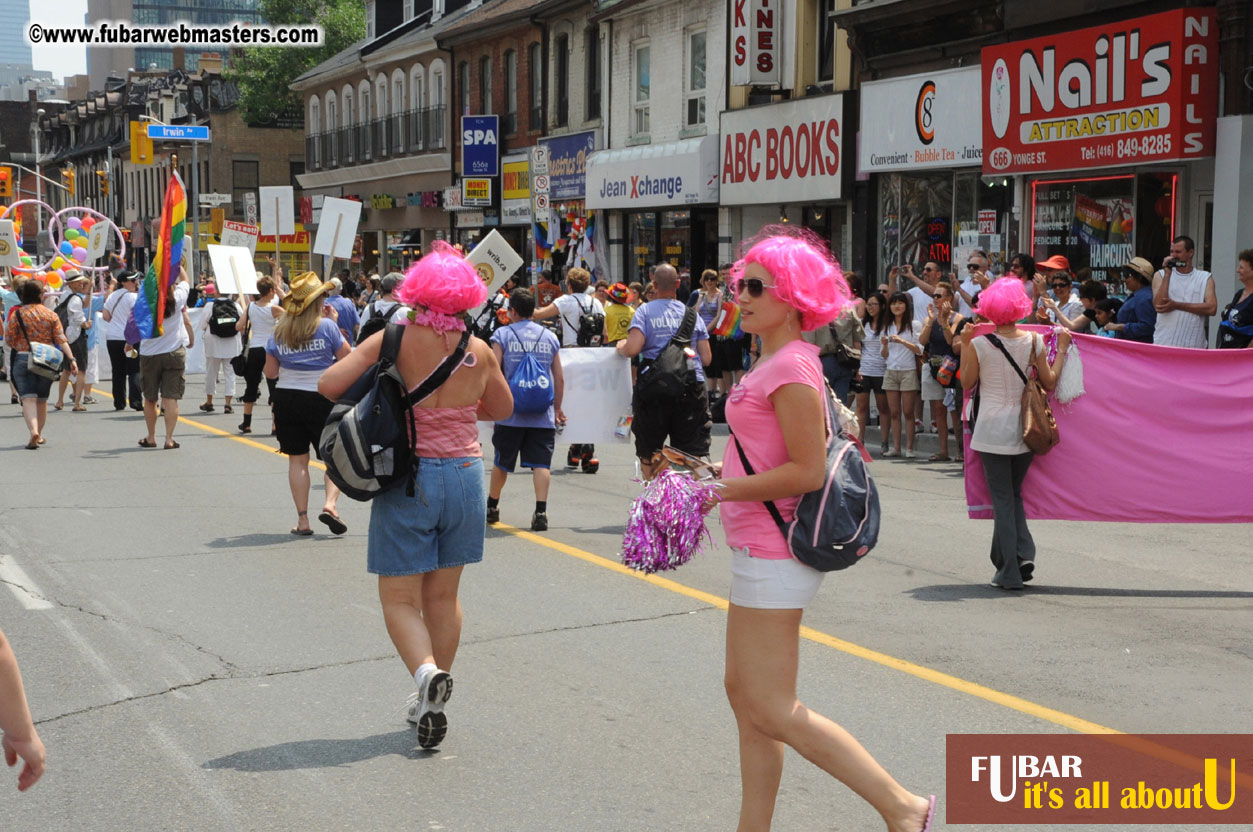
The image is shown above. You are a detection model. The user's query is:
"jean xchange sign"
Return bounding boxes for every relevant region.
[461,115,500,177]
[598,173,690,204]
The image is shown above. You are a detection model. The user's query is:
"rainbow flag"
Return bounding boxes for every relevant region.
[711,302,742,338]
[132,171,186,338]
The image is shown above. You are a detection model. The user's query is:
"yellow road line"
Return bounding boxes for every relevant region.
[99,383,1124,735]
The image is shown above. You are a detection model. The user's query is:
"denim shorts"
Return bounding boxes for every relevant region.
[12,353,53,400]
[367,457,486,576]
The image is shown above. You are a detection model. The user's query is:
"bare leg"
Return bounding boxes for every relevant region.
[902,391,919,452]
[143,399,159,444]
[489,465,508,501]
[421,566,465,671]
[161,397,179,446]
[725,604,932,832]
[35,401,47,437]
[855,392,869,444]
[930,400,948,457]
[21,399,39,442]
[379,566,466,675]
[73,372,87,406]
[56,371,69,407]
[288,453,311,528]
[321,473,341,515]
[885,390,902,453]
[531,466,551,502]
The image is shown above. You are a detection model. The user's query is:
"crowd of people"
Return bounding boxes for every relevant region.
[4,226,1249,832]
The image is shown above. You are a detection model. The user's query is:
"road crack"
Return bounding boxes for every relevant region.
[466,607,714,647]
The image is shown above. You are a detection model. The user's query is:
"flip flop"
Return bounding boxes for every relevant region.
[53,403,63,411]
[138,438,157,448]
[928,454,951,462]
[290,527,313,536]
[921,795,937,831]
[37,437,45,445]
[164,440,181,450]
[318,511,347,535]
[72,405,87,412]
[25,438,38,450]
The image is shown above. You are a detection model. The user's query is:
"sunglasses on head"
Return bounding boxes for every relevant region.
[737,278,776,298]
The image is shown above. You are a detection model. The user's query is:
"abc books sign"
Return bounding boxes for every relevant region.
[858,67,983,174]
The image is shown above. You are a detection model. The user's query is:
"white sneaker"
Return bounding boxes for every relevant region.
[883,449,901,458]
[407,668,453,749]
[904,449,916,459]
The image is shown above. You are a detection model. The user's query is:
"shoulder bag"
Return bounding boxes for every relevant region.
[984,333,1059,455]
[14,308,65,380]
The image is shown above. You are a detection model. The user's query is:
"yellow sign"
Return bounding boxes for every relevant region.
[502,160,530,200]
[130,121,154,165]
[462,177,491,206]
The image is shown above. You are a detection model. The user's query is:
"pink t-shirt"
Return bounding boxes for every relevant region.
[720,339,825,559]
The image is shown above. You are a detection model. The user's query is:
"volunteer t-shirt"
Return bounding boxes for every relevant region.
[265,317,344,391]
[720,339,825,559]
[491,320,560,429]
[139,283,190,356]
[629,298,710,383]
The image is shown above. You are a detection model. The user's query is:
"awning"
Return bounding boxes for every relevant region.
[586,134,719,210]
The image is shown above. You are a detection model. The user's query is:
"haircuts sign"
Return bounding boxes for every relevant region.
[981,8,1218,175]
[730,0,780,86]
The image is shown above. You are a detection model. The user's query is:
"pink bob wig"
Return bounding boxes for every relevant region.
[395,240,488,315]
[975,277,1033,325]
[729,225,849,331]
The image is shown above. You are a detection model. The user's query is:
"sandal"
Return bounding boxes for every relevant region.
[199,403,215,412]
[928,454,951,462]
[25,437,38,450]
[72,405,87,412]
[318,511,347,535]
[138,438,158,448]
[291,511,313,535]
[53,402,64,411]
[164,440,181,450]
[223,405,234,414]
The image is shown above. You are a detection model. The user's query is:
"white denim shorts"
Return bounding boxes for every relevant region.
[729,547,825,609]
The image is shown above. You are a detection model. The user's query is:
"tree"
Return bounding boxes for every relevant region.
[228,0,366,126]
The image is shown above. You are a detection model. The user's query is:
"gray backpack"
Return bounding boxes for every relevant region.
[731,384,880,571]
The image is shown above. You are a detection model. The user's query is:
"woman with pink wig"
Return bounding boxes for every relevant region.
[709,227,936,832]
[319,242,513,749]
[960,278,1070,590]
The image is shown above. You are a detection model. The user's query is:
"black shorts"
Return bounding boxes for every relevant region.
[714,336,745,374]
[631,386,711,460]
[853,374,884,394]
[273,387,334,458]
[492,425,557,472]
[69,334,88,370]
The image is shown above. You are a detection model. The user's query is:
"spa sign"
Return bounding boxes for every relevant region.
[982,8,1218,175]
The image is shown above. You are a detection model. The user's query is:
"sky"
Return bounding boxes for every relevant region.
[28,0,89,78]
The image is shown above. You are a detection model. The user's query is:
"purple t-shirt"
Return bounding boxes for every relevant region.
[265,317,344,391]
[629,299,710,382]
[492,320,561,429]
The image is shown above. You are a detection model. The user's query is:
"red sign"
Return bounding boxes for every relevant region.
[730,0,781,86]
[982,8,1218,175]
[947,734,1253,824]
[719,95,844,205]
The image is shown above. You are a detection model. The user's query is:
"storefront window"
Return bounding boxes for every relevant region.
[661,210,690,270]
[1030,172,1177,293]
[628,212,657,285]
[953,172,1015,275]
[877,173,954,282]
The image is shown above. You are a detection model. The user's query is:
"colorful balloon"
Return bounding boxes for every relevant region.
[65,229,80,240]
[72,247,87,262]
[67,217,82,230]
[59,241,73,256]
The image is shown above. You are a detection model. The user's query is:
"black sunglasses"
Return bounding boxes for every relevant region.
[966,264,980,270]
[1052,282,1071,289]
[737,278,775,298]
[932,293,946,299]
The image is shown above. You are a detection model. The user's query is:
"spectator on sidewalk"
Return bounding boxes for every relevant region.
[1153,235,1217,348]
[1106,258,1157,343]
[1217,248,1253,349]
[880,291,923,458]
[920,282,963,462]
[1093,298,1124,336]
[1042,279,1106,334]
[102,271,141,411]
[855,291,889,452]
[487,288,564,532]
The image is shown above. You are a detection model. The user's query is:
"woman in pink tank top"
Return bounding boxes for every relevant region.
[320,243,512,750]
[709,228,936,832]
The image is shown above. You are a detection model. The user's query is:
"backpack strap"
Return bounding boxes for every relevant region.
[404,327,472,407]
[983,333,1031,385]
[378,320,406,371]
[674,303,698,346]
[728,430,789,534]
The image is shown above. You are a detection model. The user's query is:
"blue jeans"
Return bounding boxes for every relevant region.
[820,354,854,403]
[367,457,486,576]
[12,353,53,400]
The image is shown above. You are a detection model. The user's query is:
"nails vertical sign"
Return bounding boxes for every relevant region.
[730,0,780,87]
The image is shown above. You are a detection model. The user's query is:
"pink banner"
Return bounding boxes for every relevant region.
[964,331,1253,523]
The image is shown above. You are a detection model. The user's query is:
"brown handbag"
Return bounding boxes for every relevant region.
[985,334,1060,455]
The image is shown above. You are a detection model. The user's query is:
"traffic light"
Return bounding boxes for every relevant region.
[61,168,76,196]
[0,166,11,199]
[96,170,109,198]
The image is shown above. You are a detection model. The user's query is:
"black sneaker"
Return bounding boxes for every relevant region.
[566,448,580,467]
[581,455,599,474]
[531,511,548,532]
[486,505,500,524]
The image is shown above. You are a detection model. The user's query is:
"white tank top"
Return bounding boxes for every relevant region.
[1153,268,1210,349]
[247,299,280,348]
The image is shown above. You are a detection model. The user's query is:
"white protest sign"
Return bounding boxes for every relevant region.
[312,198,362,260]
[0,221,21,268]
[557,348,633,444]
[258,186,295,236]
[87,222,109,262]
[465,228,524,296]
[220,220,259,256]
[207,245,259,295]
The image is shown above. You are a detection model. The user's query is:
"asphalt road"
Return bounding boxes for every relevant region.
[1,379,1249,831]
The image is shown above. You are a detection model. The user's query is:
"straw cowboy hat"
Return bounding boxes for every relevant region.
[1123,257,1155,282]
[283,271,334,315]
